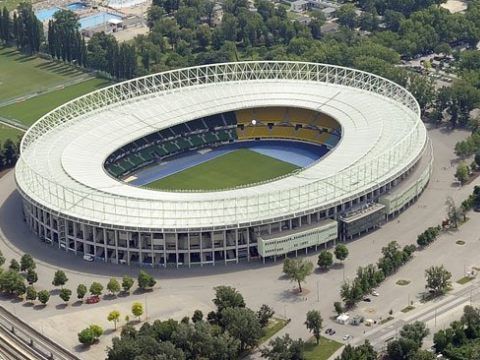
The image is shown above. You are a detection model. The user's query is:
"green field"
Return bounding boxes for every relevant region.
[0,0,31,10]
[0,47,87,102]
[0,124,23,144]
[0,78,111,126]
[144,149,299,191]
[304,337,343,360]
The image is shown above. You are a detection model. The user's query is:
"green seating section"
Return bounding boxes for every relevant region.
[106,127,238,178]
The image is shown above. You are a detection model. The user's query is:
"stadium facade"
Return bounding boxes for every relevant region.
[15,62,432,267]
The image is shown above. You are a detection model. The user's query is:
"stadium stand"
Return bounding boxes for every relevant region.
[104,107,341,178]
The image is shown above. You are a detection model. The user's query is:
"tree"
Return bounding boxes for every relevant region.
[317,250,333,270]
[131,302,144,320]
[336,341,377,360]
[52,270,68,287]
[213,286,246,314]
[108,310,121,330]
[122,276,134,293]
[37,289,50,305]
[400,321,429,348]
[77,284,87,299]
[455,162,470,185]
[0,250,5,266]
[107,278,121,296]
[425,265,452,296]
[305,310,323,344]
[25,286,36,302]
[89,282,103,296]
[26,269,38,284]
[137,271,156,290]
[191,309,203,323]
[337,4,358,29]
[334,301,344,316]
[446,196,463,228]
[20,254,35,272]
[9,259,20,272]
[0,269,25,295]
[221,307,262,351]
[59,288,72,303]
[334,244,349,262]
[282,258,313,293]
[78,324,103,345]
[257,304,274,327]
[260,334,304,360]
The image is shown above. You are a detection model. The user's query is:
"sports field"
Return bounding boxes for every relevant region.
[144,149,299,191]
[0,124,22,144]
[0,47,87,102]
[0,78,110,126]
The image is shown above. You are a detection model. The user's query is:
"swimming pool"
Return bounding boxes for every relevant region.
[35,7,60,21]
[67,2,89,10]
[79,12,122,29]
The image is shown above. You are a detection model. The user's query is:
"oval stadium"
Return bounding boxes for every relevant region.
[15,62,433,268]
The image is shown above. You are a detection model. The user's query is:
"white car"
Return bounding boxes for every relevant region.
[372,290,379,296]
[83,254,94,262]
[342,334,352,341]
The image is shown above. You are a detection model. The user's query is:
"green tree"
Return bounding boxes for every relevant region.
[107,278,121,296]
[137,271,156,290]
[131,302,144,320]
[77,283,87,299]
[20,254,35,272]
[334,301,344,316]
[446,196,463,228]
[425,265,452,296]
[25,286,36,302]
[400,321,429,348]
[317,250,333,270]
[89,282,103,296]
[455,162,470,185]
[78,327,95,345]
[122,276,134,294]
[337,4,358,29]
[213,285,246,313]
[107,310,121,330]
[260,334,304,360]
[26,269,38,284]
[334,244,349,262]
[9,259,20,272]
[257,304,274,327]
[59,288,72,303]
[191,309,203,323]
[305,310,323,344]
[221,307,262,351]
[282,258,313,293]
[37,289,50,305]
[0,269,26,295]
[52,270,68,287]
[0,250,5,266]
[336,341,377,360]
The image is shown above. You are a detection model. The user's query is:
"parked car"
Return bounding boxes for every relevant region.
[372,290,379,296]
[363,297,371,302]
[86,295,100,304]
[343,334,352,341]
[83,254,94,262]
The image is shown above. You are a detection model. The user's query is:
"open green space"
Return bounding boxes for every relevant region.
[259,318,288,344]
[144,149,299,191]
[0,78,111,126]
[457,276,474,285]
[0,0,30,10]
[0,47,87,102]
[304,336,343,360]
[0,124,23,144]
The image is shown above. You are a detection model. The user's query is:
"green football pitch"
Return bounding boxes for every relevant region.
[144,149,299,191]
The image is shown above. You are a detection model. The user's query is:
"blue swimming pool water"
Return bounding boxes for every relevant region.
[79,12,122,29]
[67,2,89,10]
[35,7,60,21]
[130,140,329,186]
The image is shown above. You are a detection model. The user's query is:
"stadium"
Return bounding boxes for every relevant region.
[15,62,432,268]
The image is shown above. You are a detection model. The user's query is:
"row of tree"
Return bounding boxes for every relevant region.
[0,4,42,53]
[340,241,415,307]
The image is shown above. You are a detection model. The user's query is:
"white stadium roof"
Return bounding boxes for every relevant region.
[16,62,427,230]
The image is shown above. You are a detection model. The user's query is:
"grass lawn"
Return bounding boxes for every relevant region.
[304,336,343,360]
[457,276,474,285]
[0,78,111,126]
[259,318,288,344]
[396,279,411,286]
[0,47,87,102]
[0,0,30,10]
[145,149,299,191]
[401,305,415,313]
[0,124,23,143]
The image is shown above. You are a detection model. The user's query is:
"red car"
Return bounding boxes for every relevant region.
[86,295,100,304]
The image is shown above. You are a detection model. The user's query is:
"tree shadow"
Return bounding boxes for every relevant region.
[73,344,91,353]
[33,304,47,311]
[72,300,83,307]
[50,289,61,296]
[56,303,68,310]
[104,328,116,336]
[22,302,34,308]
[10,297,23,304]
[103,294,117,301]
